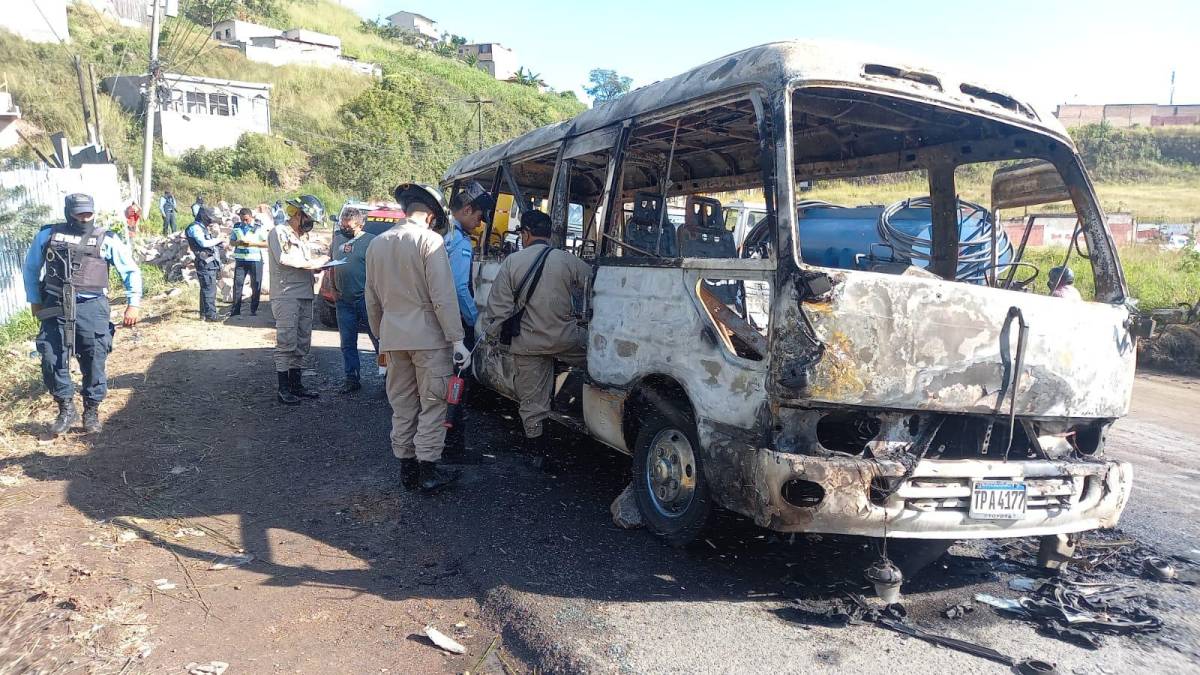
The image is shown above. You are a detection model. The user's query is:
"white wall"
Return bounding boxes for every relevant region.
[159,108,269,157]
[0,163,124,217]
[241,43,378,77]
[212,19,281,43]
[0,0,69,43]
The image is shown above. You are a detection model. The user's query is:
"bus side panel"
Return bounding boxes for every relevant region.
[588,265,770,511]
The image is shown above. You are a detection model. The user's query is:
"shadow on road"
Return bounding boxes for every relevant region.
[2,321,985,614]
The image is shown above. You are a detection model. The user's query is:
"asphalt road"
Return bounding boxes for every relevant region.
[429,358,1200,674]
[9,310,1192,674]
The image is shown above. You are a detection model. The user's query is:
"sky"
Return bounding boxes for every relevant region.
[340,0,1199,112]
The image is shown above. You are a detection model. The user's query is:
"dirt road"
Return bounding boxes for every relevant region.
[1,299,1198,673]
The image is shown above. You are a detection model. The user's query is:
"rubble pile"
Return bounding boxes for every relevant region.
[135,207,279,303]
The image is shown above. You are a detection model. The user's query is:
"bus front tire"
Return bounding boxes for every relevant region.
[632,408,712,547]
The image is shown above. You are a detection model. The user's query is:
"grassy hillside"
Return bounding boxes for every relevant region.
[0,0,583,216]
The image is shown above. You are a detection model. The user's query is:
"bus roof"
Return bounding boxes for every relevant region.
[444,40,1066,182]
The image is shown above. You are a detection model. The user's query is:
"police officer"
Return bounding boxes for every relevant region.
[268,194,330,404]
[22,194,142,436]
[185,206,226,321]
[365,183,470,493]
[442,182,490,462]
[481,210,591,458]
[159,189,178,235]
[230,207,267,317]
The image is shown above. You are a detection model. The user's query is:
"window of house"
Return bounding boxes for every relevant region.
[186,91,207,115]
[479,44,492,54]
[209,94,231,116]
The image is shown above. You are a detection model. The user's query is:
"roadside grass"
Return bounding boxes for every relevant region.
[1021,245,1200,309]
[803,176,1200,223]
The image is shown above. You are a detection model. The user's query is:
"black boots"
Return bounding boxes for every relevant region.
[82,401,102,434]
[49,399,78,436]
[418,460,460,493]
[400,458,419,491]
[287,369,319,398]
[338,375,362,394]
[277,372,301,405]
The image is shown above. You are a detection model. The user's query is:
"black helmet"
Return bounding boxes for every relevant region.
[64,193,95,223]
[393,183,448,229]
[285,194,326,230]
[1048,266,1075,289]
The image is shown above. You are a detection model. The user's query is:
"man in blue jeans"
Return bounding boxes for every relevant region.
[331,208,378,392]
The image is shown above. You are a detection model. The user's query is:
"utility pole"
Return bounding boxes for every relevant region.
[72,56,96,145]
[140,0,163,213]
[465,98,493,151]
[87,63,104,147]
[1170,69,1176,106]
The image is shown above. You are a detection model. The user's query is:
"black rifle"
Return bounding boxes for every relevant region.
[36,245,78,357]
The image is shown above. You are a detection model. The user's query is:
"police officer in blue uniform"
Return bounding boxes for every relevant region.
[185,206,226,321]
[22,194,142,436]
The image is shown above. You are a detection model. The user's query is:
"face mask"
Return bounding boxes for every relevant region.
[340,224,356,237]
[300,218,315,233]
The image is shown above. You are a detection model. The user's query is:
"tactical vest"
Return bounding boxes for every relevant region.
[186,222,219,264]
[41,222,110,298]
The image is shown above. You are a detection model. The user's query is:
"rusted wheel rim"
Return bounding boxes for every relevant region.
[646,427,697,518]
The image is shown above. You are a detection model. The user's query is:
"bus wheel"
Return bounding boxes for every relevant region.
[632,407,712,547]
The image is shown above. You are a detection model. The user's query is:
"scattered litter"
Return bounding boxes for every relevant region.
[173,527,207,539]
[185,661,229,675]
[169,466,189,475]
[976,578,1161,648]
[117,530,139,543]
[424,625,467,654]
[1009,576,1041,592]
[1142,557,1176,581]
[153,578,176,591]
[208,553,254,570]
[790,596,1025,667]
[975,593,1023,613]
[453,621,467,630]
[941,603,975,619]
[0,474,20,487]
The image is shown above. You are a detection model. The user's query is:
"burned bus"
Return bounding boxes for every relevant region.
[443,41,1136,564]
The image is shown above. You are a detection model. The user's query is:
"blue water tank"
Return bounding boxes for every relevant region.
[796,205,1010,282]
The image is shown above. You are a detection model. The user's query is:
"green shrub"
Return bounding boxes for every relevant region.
[232,132,307,187]
[179,146,237,180]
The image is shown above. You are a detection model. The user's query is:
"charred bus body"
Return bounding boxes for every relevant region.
[444,42,1135,552]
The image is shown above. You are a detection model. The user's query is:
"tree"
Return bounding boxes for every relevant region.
[508,67,545,88]
[584,69,632,105]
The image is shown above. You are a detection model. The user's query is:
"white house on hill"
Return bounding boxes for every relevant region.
[386,11,439,40]
[211,19,380,78]
[102,73,272,157]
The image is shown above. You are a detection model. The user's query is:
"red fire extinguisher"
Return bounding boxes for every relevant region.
[444,366,465,429]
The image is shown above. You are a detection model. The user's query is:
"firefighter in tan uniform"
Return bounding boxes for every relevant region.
[366,183,471,493]
[481,210,591,455]
[268,195,330,404]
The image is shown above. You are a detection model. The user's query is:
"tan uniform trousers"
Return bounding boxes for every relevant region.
[272,298,313,372]
[513,344,587,439]
[385,347,452,461]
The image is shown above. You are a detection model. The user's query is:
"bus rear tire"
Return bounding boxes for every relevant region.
[632,407,712,547]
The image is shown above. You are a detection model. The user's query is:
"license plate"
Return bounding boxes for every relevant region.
[969,480,1027,520]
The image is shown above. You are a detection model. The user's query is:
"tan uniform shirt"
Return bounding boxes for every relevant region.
[365,217,465,351]
[482,241,592,356]
[267,224,322,299]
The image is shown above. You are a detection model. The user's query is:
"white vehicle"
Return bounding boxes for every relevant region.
[444,41,1138,566]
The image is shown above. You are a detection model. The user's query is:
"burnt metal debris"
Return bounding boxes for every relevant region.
[976,577,1163,649]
